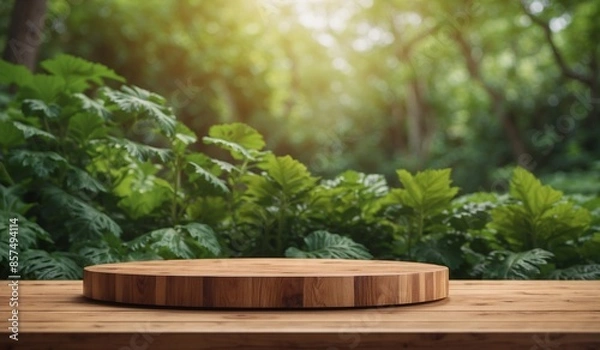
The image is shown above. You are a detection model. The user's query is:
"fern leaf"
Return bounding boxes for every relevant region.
[476,248,554,280]
[13,121,56,140]
[42,186,122,239]
[9,150,67,178]
[104,86,176,136]
[179,223,221,256]
[22,99,61,119]
[21,250,82,279]
[188,161,230,193]
[65,166,107,193]
[108,136,172,162]
[285,230,372,259]
[550,265,600,280]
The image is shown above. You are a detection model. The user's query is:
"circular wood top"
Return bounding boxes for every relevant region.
[83,259,449,309]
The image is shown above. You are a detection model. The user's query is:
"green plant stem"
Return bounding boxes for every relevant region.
[0,162,15,185]
[408,212,424,259]
[277,197,287,256]
[171,157,181,225]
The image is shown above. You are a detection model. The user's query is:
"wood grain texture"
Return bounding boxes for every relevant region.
[83,259,449,308]
[1,281,599,349]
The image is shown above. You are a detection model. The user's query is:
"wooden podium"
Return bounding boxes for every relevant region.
[83,258,449,308]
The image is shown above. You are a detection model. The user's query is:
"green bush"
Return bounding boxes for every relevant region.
[0,55,598,280]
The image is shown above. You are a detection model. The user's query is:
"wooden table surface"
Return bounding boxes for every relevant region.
[1,280,599,349]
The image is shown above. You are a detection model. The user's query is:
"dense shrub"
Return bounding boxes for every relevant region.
[1,55,599,280]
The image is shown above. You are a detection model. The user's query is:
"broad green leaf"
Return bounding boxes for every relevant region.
[475,249,554,280]
[489,168,591,250]
[78,233,125,265]
[13,121,56,140]
[42,186,122,239]
[285,230,372,259]
[22,74,66,102]
[203,136,256,160]
[179,223,221,256]
[41,54,125,92]
[0,121,25,148]
[113,162,172,218]
[413,233,467,270]
[65,166,107,193]
[258,154,317,197]
[510,167,563,216]
[0,60,33,86]
[9,150,68,178]
[208,123,265,150]
[0,185,32,214]
[104,86,176,136]
[128,227,195,259]
[73,93,111,120]
[68,113,107,141]
[108,136,172,162]
[172,122,198,154]
[550,264,600,280]
[22,99,61,119]
[187,155,230,193]
[21,250,82,279]
[389,168,459,217]
[0,212,52,258]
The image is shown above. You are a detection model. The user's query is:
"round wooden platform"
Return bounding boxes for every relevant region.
[83,259,449,308]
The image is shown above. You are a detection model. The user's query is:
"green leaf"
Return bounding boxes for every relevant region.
[390,168,459,217]
[65,166,107,193]
[0,185,32,214]
[104,86,176,136]
[41,54,125,92]
[9,150,68,178]
[179,223,221,256]
[78,233,125,265]
[489,168,591,250]
[128,227,195,259]
[413,233,467,270]
[68,112,107,141]
[113,162,172,219]
[208,123,265,150]
[203,136,256,160]
[108,136,172,162]
[21,250,82,279]
[510,167,563,216]
[258,154,317,197]
[73,93,111,120]
[0,60,33,86]
[475,249,554,280]
[42,186,122,239]
[0,212,52,262]
[22,99,61,119]
[187,155,230,193]
[285,230,372,259]
[12,121,56,141]
[172,122,197,153]
[0,121,25,148]
[550,264,600,280]
[23,74,66,102]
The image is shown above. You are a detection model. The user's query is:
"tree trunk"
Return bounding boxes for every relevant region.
[2,0,48,71]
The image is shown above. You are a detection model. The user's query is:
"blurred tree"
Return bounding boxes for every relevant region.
[5,0,597,191]
[2,0,47,70]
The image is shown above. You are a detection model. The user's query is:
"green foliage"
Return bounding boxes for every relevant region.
[474,249,554,280]
[489,168,591,251]
[0,55,598,280]
[285,231,372,260]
